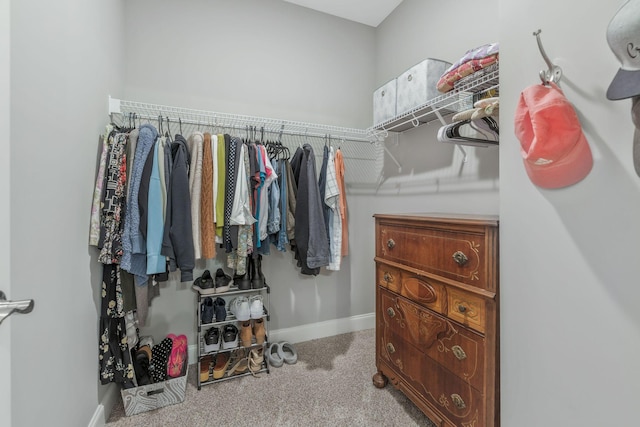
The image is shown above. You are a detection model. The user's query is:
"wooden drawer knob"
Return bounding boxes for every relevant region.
[386,307,395,318]
[451,394,466,409]
[387,239,396,249]
[386,342,396,354]
[383,272,393,283]
[457,304,467,314]
[452,251,468,266]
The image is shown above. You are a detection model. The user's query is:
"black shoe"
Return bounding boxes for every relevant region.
[201,297,214,324]
[204,327,220,352]
[213,297,227,322]
[252,255,265,289]
[234,260,252,290]
[222,324,238,349]
[192,270,215,295]
[214,268,232,293]
[133,345,152,385]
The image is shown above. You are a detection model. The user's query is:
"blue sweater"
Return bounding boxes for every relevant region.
[146,140,165,274]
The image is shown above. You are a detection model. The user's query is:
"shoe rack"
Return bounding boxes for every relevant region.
[195,280,271,390]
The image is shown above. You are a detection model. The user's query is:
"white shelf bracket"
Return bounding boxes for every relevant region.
[432,106,447,126]
[456,144,468,163]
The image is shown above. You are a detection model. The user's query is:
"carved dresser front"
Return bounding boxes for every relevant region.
[373,213,499,427]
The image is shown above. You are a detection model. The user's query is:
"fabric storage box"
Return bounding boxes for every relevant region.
[120,362,188,416]
[396,58,452,115]
[373,77,397,126]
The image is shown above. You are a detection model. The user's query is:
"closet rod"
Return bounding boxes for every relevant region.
[108,96,377,144]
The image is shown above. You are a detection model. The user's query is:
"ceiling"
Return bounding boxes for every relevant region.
[282,0,404,27]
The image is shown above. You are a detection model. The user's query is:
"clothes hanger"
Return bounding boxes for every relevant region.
[158,115,164,135]
[437,120,498,147]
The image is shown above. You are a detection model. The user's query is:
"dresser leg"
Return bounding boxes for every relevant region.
[372,371,387,388]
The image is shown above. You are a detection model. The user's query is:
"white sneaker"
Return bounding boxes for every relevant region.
[249,295,264,319]
[230,296,250,321]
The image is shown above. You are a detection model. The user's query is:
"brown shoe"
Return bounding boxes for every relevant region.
[240,321,253,347]
[200,355,213,382]
[212,352,231,379]
[253,318,266,345]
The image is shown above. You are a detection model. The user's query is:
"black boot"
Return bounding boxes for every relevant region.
[252,254,265,289]
[235,255,252,290]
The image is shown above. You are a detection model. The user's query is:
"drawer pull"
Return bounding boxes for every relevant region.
[383,272,393,283]
[451,394,466,409]
[452,251,468,266]
[407,74,413,81]
[387,307,395,318]
[387,239,396,249]
[386,343,396,354]
[451,345,467,360]
[458,305,467,313]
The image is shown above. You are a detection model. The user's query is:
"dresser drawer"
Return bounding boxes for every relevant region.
[377,263,447,315]
[379,288,485,391]
[379,330,484,426]
[376,217,497,291]
[447,287,486,334]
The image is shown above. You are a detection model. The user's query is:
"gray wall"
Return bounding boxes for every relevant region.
[10,0,125,426]
[0,0,10,422]
[499,0,640,425]
[123,0,375,128]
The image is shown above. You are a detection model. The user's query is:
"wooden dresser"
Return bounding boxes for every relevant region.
[372,213,499,427]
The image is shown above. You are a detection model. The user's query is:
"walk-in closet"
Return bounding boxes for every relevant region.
[4,1,640,427]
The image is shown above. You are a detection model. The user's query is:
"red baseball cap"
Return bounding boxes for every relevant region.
[514,83,593,189]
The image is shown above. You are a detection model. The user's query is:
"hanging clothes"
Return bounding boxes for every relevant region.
[89,126,112,247]
[146,138,166,274]
[187,132,204,260]
[200,132,216,259]
[272,158,289,252]
[99,264,135,389]
[285,158,297,243]
[228,136,244,252]
[161,134,195,282]
[98,132,128,265]
[121,124,158,285]
[318,144,331,243]
[325,146,342,270]
[215,134,226,241]
[335,148,349,257]
[291,144,330,275]
[227,142,256,274]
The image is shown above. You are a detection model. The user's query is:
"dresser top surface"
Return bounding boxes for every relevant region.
[374,212,499,226]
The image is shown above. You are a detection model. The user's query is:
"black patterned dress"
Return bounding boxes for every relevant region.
[99,264,135,387]
[97,132,135,388]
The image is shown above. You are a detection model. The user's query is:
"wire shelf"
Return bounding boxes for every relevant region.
[109,97,373,143]
[368,67,499,135]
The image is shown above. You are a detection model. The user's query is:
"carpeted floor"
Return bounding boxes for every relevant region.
[106,328,436,426]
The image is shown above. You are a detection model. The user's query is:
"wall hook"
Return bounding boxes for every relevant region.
[533,29,562,85]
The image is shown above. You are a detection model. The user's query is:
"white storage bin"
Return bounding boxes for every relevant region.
[373,78,397,126]
[396,58,451,116]
[120,362,188,416]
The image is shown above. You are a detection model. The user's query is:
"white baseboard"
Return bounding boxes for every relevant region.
[88,405,104,427]
[96,313,375,426]
[91,382,119,427]
[268,312,375,344]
